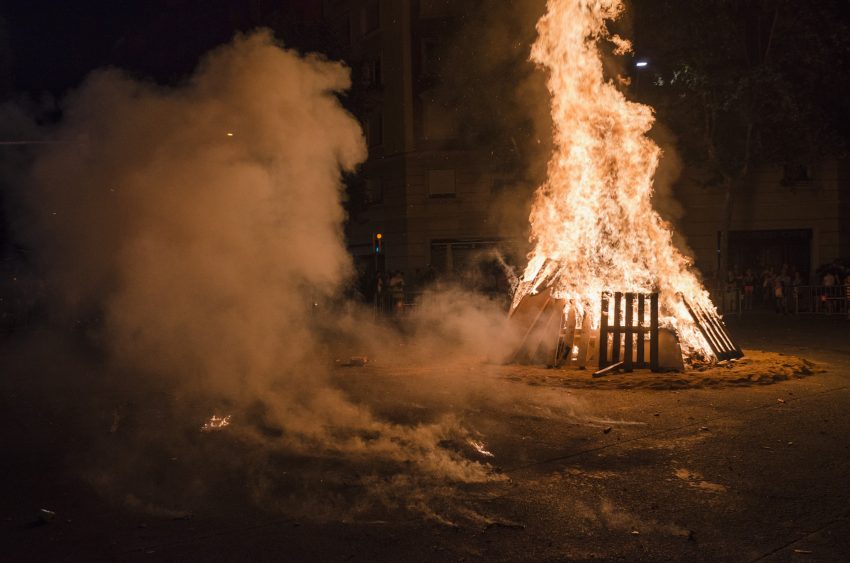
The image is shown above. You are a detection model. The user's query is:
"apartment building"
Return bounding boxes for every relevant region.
[323,0,515,284]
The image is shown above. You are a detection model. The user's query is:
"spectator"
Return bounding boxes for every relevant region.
[388,270,405,312]
[743,269,755,311]
[777,267,791,314]
[823,271,836,287]
[762,268,775,308]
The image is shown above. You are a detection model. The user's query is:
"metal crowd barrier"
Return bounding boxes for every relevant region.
[794,285,849,315]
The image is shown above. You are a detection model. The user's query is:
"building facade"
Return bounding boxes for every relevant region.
[323,1,850,292]
[678,160,850,282]
[323,0,515,286]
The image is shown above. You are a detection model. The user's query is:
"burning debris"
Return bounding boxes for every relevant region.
[467,439,495,458]
[511,0,741,368]
[201,415,232,433]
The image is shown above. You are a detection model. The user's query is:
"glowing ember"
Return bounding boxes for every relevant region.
[513,0,715,361]
[201,414,232,432]
[468,439,495,458]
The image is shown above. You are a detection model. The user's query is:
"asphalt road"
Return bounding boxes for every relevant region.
[2,312,849,562]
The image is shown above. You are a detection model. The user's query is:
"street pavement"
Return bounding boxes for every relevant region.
[1,312,849,562]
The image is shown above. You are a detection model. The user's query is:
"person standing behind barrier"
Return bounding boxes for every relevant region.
[762,268,775,308]
[823,271,837,314]
[791,270,803,313]
[773,273,787,314]
[743,269,755,311]
[389,270,405,313]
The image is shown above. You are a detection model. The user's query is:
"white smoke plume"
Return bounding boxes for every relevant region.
[18,30,516,519]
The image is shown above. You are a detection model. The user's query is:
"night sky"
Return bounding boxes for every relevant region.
[1,0,323,97]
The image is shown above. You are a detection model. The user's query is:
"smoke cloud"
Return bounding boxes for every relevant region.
[12,30,533,521]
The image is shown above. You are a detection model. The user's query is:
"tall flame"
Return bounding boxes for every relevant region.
[513,0,715,360]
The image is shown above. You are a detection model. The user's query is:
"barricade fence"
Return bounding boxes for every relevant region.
[794,285,849,315]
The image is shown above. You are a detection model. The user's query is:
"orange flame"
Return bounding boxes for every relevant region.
[513,0,714,360]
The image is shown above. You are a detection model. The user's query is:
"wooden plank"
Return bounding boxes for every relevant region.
[509,289,567,364]
[577,311,592,369]
[705,304,737,353]
[682,298,744,362]
[562,305,577,366]
[684,300,723,358]
[540,306,565,367]
[695,303,728,356]
[612,292,622,363]
[636,293,645,367]
[624,293,634,372]
[598,292,610,368]
[650,293,659,372]
[593,361,624,378]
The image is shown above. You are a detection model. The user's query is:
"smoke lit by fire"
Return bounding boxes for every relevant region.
[512,0,715,360]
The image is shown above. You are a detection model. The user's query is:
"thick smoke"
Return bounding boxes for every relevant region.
[18,30,522,520]
[30,31,363,400]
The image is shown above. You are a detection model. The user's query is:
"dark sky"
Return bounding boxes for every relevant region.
[0,0,325,98]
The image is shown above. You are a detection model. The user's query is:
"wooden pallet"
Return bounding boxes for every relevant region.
[553,303,597,368]
[509,289,566,365]
[597,292,659,374]
[683,298,744,362]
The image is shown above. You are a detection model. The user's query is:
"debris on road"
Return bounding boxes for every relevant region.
[201,414,231,432]
[468,439,495,458]
[37,509,56,524]
[603,426,612,434]
[337,356,368,367]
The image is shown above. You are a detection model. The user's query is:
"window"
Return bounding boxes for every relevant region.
[361,56,382,87]
[361,1,380,35]
[428,169,455,197]
[421,96,457,141]
[420,38,441,77]
[781,163,812,185]
[366,111,383,147]
[365,177,383,204]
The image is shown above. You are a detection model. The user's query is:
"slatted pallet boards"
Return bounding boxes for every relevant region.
[553,304,597,368]
[683,298,744,362]
[595,291,659,376]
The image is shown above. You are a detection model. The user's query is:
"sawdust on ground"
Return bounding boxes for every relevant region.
[500,350,824,390]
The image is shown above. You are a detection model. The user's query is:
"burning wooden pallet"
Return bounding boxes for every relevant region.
[510,290,743,372]
[554,303,598,369]
[596,291,659,375]
[509,288,565,365]
[683,298,744,362]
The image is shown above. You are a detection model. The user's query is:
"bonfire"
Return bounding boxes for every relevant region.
[511,0,740,369]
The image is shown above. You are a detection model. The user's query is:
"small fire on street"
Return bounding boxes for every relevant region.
[201,414,232,433]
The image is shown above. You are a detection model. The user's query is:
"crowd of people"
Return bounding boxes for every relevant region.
[723,260,850,315]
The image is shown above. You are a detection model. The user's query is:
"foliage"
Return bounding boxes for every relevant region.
[632,0,850,179]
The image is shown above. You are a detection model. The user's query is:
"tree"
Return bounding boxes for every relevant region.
[631,0,850,280]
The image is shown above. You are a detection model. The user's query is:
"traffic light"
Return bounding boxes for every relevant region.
[372,232,385,275]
